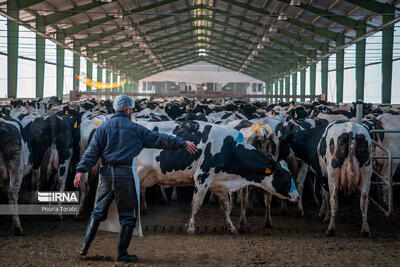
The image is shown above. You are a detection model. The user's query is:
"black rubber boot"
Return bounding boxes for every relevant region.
[76,217,100,256]
[117,225,137,262]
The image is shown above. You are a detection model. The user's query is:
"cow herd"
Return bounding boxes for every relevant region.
[0,96,399,238]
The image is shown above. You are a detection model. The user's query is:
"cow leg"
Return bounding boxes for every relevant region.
[208,192,217,205]
[8,162,23,235]
[171,186,178,202]
[296,162,308,216]
[187,185,208,234]
[216,192,238,234]
[238,187,248,233]
[31,168,41,203]
[280,200,288,215]
[159,187,169,204]
[141,187,149,214]
[359,167,372,237]
[76,172,89,220]
[263,191,273,228]
[319,187,330,221]
[56,152,72,221]
[327,172,339,236]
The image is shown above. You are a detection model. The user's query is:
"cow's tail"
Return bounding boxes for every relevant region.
[347,129,360,195]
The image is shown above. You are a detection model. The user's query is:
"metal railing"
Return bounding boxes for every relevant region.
[369,129,400,218]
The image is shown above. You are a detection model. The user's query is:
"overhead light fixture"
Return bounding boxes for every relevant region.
[257,43,264,50]
[114,13,124,19]
[262,36,270,42]
[290,0,301,6]
[269,25,278,32]
[278,14,288,20]
[249,55,254,60]
[252,50,258,56]
[139,41,147,48]
[99,0,113,3]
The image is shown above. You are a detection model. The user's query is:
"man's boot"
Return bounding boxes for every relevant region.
[76,217,100,256]
[117,224,137,262]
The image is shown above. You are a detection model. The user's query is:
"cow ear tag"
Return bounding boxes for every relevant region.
[74,120,78,128]
[265,168,272,174]
[94,120,101,127]
[65,109,69,115]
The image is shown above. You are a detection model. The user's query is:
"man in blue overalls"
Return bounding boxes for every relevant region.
[73,95,197,262]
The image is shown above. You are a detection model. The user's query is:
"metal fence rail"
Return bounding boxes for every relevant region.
[369,129,400,218]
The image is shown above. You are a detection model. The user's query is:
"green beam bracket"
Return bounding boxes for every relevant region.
[336,35,345,104]
[275,82,279,103]
[7,1,19,99]
[292,72,297,102]
[321,44,329,97]
[285,76,290,103]
[300,68,306,102]
[86,53,93,92]
[310,63,316,102]
[56,32,65,99]
[381,7,395,104]
[356,24,366,101]
[97,56,103,92]
[36,17,45,98]
[73,40,80,91]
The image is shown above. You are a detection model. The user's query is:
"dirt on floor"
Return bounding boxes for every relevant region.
[0,199,399,266]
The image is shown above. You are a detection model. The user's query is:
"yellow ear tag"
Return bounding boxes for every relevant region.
[271,110,276,116]
[251,123,261,133]
[265,168,272,174]
[74,121,78,128]
[49,107,52,112]
[134,107,137,111]
[65,109,69,115]
[94,120,102,127]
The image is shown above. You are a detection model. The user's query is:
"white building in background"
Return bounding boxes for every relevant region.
[139,61,266,101]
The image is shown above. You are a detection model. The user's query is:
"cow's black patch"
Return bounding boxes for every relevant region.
[233,120,253,131]
[319,136,327,158]
[329,138,335,154]
[355,134,369,167]
[0,121,22,161]
[221,112,233,120]
[59,166,66,176]
[153,127,159,132]
[201,125,212,143]
[331,132,349,168]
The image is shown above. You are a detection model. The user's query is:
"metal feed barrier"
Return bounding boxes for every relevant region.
[369,129,400,218]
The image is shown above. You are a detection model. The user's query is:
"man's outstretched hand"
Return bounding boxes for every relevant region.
[74,172,84,188]
[186,141,198,154]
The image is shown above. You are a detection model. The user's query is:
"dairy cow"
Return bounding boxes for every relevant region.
[137,121,300,234]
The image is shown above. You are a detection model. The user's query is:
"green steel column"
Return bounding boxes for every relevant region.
[73,40,80,91]
[112,72,117,92]
[106,69,111,97]
[7,1,19,99]
[300,68,306,102]
[97,56,103,92]
[292,72,297,102]
[336,35,345,104]
[279,79,284,102]
[382,8,395,104]
[356,24,366,101]
[267,82,271,103]
[273,82,277,103]
[321,44,329,97]
[310,63,316,102]
[56,32,65,99]
[35,17,45,98]
[86,52,93,92]
[285,76,290,102]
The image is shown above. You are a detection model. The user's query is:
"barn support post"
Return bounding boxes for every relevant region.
[112,72,117,93]
[300,67,306,102]
[321,44,329,97]
[285,76,290,103]
[381,7,395,104]
[7,0,19,99]
[275,81,279,103]
[56,32,65,99]
[336,35,344,104]
[292,72,297,102]
[310,63,316,102]
[97,56,103,93]
[86,51,93,92]
[35,17,45,98]
[106,69,111,83]
[73,40,80,91]
[356,24,366,101]
[279,79,284,102]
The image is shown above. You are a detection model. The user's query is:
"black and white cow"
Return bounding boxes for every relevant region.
[137,121,300,234]
[280,121,372,236]
[0,116,32,234]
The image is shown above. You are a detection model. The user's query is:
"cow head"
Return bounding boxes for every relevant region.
[262,159,299,202]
